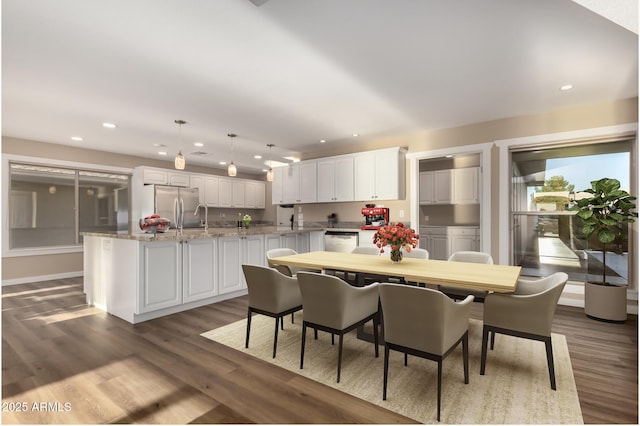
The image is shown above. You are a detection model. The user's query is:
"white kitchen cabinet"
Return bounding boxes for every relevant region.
[138,239,220,312]
[182,239,218,303]
[142,168,168,185]
[281,161,317,204]
[218,234,264,295]
[232,180,245,207]
[419,167,479,205]
[354,147,405,201]
[317,156,354,202]
[169,172,190,187]
[190,175,205,204]
[218,178,232,208]
[138,241,182,314]
[245,181,266,209]
[205,176,219,207]
[419,172,435,204]
[271,167,285,205]
[420,226,479,260]
[453,167,479,204]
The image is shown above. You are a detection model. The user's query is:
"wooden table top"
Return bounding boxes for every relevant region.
[269,251,522,293]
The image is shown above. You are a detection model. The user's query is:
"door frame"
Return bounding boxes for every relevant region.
[407,142,493,256]
[494,123,638,295]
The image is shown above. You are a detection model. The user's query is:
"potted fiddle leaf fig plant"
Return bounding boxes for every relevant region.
[572,178,637,322]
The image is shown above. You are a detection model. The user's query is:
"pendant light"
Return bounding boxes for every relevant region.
[227,133,237,176]
[266,143,275,182]
[174,119,186,170]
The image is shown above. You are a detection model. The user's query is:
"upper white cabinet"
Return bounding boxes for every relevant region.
[354,147,405,201]
[189,175,205,204]
[245,181,266,209]
[168,172,190,187]
[419,167,479,205]
[204,176,219,207]
[142,168,168,185]
[317,156,354,202]
[218,178,233,207]
[279,161,317,204]
[453,167,479,204]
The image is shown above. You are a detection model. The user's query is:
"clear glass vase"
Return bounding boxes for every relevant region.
[390,249,403,263]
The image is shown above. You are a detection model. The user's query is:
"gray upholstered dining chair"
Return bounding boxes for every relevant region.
[265,248,311,277]
[379,283,474,422]
[402,247,429,259]
[480,272,568,390]
[439,251,494,301]
[242,264,303,358]
[297,272,380,383]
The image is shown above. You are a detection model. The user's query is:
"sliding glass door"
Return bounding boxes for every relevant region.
[511,139,633,284]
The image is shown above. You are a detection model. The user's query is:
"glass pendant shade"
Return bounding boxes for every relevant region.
[174,151,186,170]
[266,167,274,182]
[174,119,187,170]
[228,162,237,177]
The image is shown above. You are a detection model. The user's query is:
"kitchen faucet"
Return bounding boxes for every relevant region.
[194,204,208,231]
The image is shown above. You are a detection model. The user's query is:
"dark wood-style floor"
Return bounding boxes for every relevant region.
[2,278,637,424]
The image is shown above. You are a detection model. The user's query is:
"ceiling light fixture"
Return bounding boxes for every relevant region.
[560,84,573,91]
[320,139,326,143]
[266,143,275,182]
[102,122,117,129]
[194,142,204,147]
[227,133,237,176]
[174,119,186,170]
[71,136,83,141]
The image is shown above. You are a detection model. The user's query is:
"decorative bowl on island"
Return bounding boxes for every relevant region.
[139,215,171,233]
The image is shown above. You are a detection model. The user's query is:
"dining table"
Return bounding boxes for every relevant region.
[268,250,522,292]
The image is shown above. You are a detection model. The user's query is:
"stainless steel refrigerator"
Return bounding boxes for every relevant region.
[141,185,201,229]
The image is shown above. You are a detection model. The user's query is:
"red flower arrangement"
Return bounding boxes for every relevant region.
[372,222,419,261]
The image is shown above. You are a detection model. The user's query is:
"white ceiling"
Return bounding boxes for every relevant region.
[2,0,637,175]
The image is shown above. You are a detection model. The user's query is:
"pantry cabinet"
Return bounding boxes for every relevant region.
[420,226,480,260]
[419,167,479,205]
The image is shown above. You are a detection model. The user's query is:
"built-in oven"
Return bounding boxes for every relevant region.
[324,231,359,253]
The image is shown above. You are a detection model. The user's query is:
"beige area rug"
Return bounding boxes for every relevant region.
[201,312,583,424]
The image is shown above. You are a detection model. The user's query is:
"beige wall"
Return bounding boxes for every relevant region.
[2,97,637,282]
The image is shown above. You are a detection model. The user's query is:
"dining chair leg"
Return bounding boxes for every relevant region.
[462,332,469,384]
[383,344,390,400]
[280,316,284,330]
[331,334,335,345]
[291,312,295,324]
[245,308,252,349]
[300,322,307,369]
[404,353,408,366]
[273,317,279,359]
[337,334,344,383]
[490,330,496,350]
[373,314,380,358]
[437,360,442,422]
[314,329,318,340]
[545,336,557,390]
[480,325,489,375]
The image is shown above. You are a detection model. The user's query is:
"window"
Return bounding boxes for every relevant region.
[511,139,633,284]
[8,162,130,251]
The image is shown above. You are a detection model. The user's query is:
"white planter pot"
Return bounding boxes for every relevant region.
[584,281,627,322]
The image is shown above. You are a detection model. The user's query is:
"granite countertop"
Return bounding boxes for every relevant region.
[81,226,331,241]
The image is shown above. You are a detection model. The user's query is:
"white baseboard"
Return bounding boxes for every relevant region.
[2,271,83,286]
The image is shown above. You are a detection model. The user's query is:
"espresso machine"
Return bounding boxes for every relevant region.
[361,206,389,230]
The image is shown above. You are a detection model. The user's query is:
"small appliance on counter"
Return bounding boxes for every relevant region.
[361,206,389,230]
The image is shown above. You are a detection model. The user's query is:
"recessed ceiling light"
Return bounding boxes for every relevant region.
[71,136,83,141]
[352,133,359,137]
[254,155,262,159]
[560,84,573,91]
[194,142,204,147]
[320,139,326,143]
[102,122,117,128]
[219,161,227,165]
[158,151,168,156]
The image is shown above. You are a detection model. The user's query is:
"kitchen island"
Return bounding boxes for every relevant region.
[83,226,325,324]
